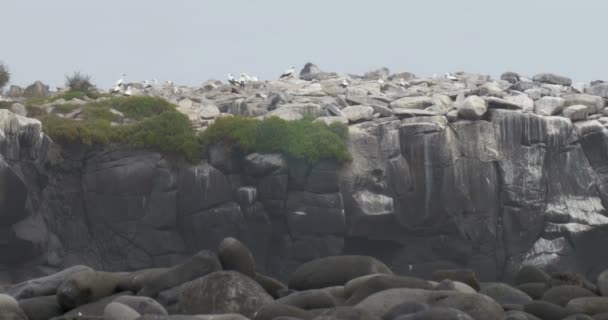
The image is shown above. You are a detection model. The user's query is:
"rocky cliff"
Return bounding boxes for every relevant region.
[3,66,608,284]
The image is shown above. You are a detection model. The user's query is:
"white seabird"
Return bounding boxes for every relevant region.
[116,73,126,87]
[238,74,246,88]
[279,66,295,79]
[250,75,259,82]
[340,79,349,88]
[398,78,407,87]
[143,80,152,89]
[240,73,252,82]
[227,73,237,86]
[110,85,121,94]
[378,79,385,86]
[445,72,458,81]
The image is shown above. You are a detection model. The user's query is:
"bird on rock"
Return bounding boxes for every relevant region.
[280,66,295,79]
[340,79,349,88]
[227,73,237,86]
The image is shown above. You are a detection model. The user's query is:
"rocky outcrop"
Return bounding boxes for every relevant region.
[2,67,608,289]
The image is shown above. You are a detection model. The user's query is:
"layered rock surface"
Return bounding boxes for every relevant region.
[2,65,608,287]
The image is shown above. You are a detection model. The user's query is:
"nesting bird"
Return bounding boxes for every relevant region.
[280,66,295,79]
[227,73,238,86]
[340,79,349,88]
[397,78,407,87]
[445,72,458,81]
[115,73,126,87]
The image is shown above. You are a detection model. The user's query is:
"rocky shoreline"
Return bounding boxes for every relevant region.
[2,237,608,319]
[3,64,608,319]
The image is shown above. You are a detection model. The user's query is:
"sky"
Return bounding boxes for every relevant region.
[2,0,607,89]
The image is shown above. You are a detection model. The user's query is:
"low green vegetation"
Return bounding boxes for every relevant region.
[40,96,200,162]
[0,62,9,91]
[199,116,351,163]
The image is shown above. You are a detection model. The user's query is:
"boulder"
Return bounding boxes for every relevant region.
[255,273,287,298]
[563,105,588,121]
[252,303,311,320]
[515,266,551,285]
[300,63,323,79]
[382,302,429,320]
[524,301,574,320]
[457,95,487,120]
[9,103,26,117]
[313,306,382,320]
[0,158,27,227]
[314,116,349,126]
[533,73,572,86]
[542,285,596,307]
[501,72,521,84]
[23,81,50,98]
[344,274,433,305]
[566,297,608,315]
[199,103,221,119]
[598,269,608,296]
[516,283,550,300]
[389,96,433,110]
[244,153,286,177]
[504,94,535,112]
[137,250,222,298]
[276,289,336,310]
[397,307,475,320]
[103,302,141,320]
[504,310,541,320]
[364,67,390,80]
[563,94,605,114]
[434,280,477,294]
[175,271,273,317]
[113,295,168,315]
[341,105,374,122]
[585,82,608,98]
[217,237,256,278]
[479,283,532,306]
[6,85,23,98]
[62,291,131,317]
[432,269,480,291]
[264,108,304,121]
[0,294,28,320]
[534,96,566,116]
[288,255,392,290]
[18,295,62,320]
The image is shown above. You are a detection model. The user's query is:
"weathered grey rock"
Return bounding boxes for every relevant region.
[566,297,608,315]
[175,271,273,317]
[23,81,50,98]
[457,95,487,120]
[541,285,596,307]
[300,63,323,79]
[18,295,62,320]
[398,307,475,320]
[524,301,574,320]
[199,103,221,119]
[104,302,141,320]
[504,94,535,112]
[113,295,168,315]
[314,116,349,126]
[501,72,520,84]
[276,289,336,309]
[382,302,429,320]
[585,82,608,98]
[534,96,566,116]
[6,85,23,98]
[533,73,572,86]
[264,108,304,121]
[244,153,286,177]
[480,283,532,306]
[364,67,390,80]
[562,105,588,121]
[434,280,477,294]
[9,103,26,117]
[515,266,551,285]
[432,269,480,291]
[0,294,28,320]
[598,269,608,296]
[345,274,433,305]
[341,105,374,122]
[137,250,222,298]
[389,96,433,110]
[274,103,325,118]
[563,94,605,114]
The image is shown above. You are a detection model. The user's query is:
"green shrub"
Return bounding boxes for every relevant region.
[49,90,86,102]
[25,105,47,118]
[40,96,200,161]
[0,63,9,91]
[65,71,93,92]
[52,103,80,114]
[123,112,200,162]
[0,101,12,109]
[200,116,351,163]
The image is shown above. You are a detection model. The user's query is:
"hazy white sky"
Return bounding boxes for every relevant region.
[2,0,607,88]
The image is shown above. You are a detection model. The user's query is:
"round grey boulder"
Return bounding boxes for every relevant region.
[0,294,28,320]
[103,302,141,320]
[479,282,532,306]
[113,295,168,315]
[382,302,428,320]
[566,297,608,315]
[457,95,487,120]
[514,266,551,285]
[541,285,596,307]
[175,271,273,317]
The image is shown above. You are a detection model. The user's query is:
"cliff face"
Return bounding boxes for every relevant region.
[3,69,608,283]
